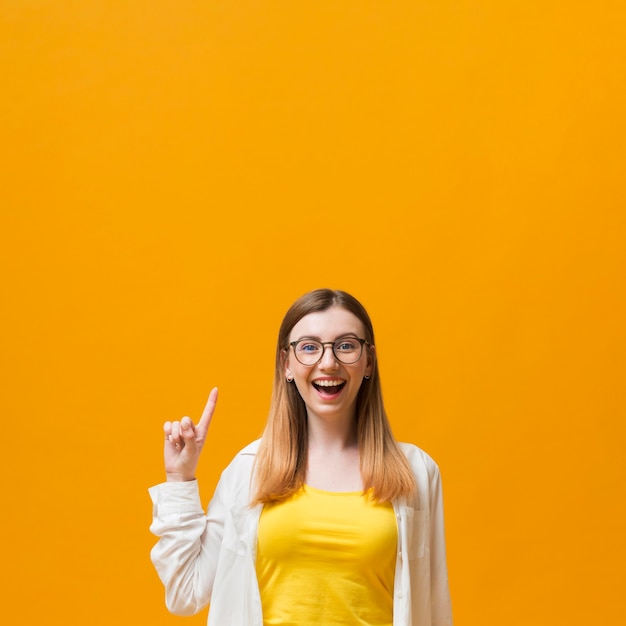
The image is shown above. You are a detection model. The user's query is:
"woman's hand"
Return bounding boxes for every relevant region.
[163,388,218,482]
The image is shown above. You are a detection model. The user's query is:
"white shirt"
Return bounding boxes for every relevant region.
[149,440,452,626]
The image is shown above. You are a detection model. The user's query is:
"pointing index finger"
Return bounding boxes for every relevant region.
[197,387,218,435]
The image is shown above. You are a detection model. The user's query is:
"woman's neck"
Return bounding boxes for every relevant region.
[306,410,358,453]
[305,420,362,491]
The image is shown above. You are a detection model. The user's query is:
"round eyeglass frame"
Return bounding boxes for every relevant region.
[288,337,369,366]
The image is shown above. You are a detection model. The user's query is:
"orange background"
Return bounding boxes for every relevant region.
[1,2,625,625]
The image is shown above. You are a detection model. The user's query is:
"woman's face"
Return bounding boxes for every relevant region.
[284,306,373,424]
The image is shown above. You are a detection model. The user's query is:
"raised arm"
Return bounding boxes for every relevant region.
[150,388,224,615]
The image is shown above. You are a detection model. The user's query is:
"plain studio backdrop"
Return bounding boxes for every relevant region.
[1,2,624,625]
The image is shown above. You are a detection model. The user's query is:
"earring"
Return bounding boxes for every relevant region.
[286,375,294,383]
[364,374,370,380]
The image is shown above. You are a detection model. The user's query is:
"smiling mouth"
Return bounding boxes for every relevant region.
[312,380,346,396]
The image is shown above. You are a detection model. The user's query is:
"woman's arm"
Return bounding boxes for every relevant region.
[149,388,224,615]
[149,473,229,615]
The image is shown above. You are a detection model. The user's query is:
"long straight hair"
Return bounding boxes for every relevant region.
[251,289,417,504]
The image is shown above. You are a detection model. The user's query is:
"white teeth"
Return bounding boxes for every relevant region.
[314,380,344,387]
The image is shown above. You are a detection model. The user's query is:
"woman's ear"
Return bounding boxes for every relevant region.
[281,348,293,381]
[365,344,375,378]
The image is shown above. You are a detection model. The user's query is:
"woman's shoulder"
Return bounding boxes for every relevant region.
[222,439,260,471]
[397,442,441,477]
[236,439,261,456]
[211,439,262,505]
[217,439,261,483]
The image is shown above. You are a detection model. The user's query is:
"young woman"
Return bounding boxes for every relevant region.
[149,289,452,626]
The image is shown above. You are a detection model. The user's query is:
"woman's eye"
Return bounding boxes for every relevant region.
[337,341,357,351]
[299,343,320,352]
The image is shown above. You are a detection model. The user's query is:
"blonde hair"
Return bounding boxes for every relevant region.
[252,289,417,504]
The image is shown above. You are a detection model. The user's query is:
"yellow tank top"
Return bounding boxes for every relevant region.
[256,485,397,625]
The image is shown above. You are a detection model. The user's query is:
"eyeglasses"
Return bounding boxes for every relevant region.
[288,337,368,366]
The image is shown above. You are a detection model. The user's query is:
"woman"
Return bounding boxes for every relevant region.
[150,289,452,626]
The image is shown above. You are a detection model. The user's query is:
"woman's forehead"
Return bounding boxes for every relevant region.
[289,306,365,340]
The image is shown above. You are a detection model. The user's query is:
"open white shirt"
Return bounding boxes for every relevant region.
[149,440,452,626]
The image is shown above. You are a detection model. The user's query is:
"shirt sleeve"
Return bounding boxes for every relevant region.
[427,458,453,626]
[149,476,228,616]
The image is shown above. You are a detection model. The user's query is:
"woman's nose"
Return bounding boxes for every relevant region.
[318,343,340,369]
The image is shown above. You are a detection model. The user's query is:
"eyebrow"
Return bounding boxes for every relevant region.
[293,333,360,342]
